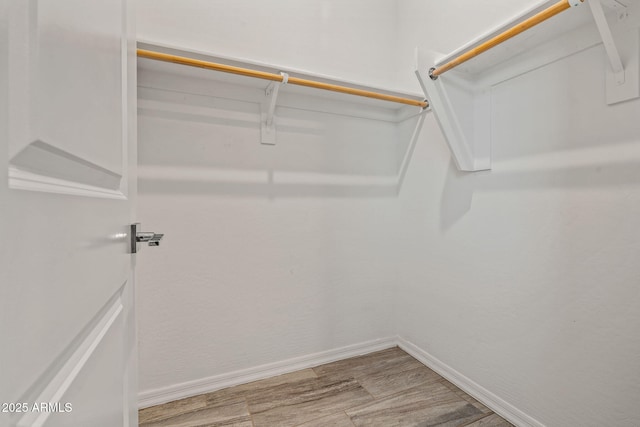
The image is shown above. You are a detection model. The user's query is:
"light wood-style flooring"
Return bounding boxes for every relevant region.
[139,347,512,427]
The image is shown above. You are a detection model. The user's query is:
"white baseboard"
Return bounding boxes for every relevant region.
[396,337,544,427]
[139,335,543,427]
[138,337,397,409]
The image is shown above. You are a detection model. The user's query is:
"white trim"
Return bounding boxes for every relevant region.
[139,336,544,427]
[396,337,545,427]
[9,167,126,200]
[137,337,396,409]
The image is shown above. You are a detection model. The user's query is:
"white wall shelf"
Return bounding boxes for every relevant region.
[415,0,640,172]
[137,40,428,145]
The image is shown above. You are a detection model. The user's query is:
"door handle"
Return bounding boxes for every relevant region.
[130,223,164,253]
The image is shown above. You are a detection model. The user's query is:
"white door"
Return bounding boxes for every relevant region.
[0,0,138,426]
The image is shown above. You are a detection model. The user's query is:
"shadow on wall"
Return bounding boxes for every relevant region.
[440,144,640,231]
[439,45,640,230]
[137,84,426,199]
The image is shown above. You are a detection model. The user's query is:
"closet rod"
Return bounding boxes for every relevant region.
[429,0,584,79]
[138,49,429,108]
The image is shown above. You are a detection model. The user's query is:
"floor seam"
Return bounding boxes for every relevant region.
[362,373,443,401]
[458,412,496,426]
[353,377,451,405]
[245,396,256,427]
[344,409,357,426]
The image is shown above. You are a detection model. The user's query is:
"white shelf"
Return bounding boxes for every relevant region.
[137,40,426,114]
[415,0,640,172]
[435,0,595,77]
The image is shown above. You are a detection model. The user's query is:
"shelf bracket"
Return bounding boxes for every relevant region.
[261,72,288,145]
[589,0,640,104]
[414,48,491,172]
[590,0,625,84]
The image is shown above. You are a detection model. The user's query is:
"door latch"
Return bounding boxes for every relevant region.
[130,223,164,253]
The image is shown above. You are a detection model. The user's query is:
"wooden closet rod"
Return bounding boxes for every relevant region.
[430,0,584,79]
[137,49,429,108]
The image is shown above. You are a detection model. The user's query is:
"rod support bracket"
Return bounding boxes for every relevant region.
[589,0,628,88]
[261,72,289,145]
[428,67,438,81]
[569,0,585,8]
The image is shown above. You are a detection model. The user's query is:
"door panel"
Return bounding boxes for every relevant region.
[15,288,125,427]
[0,0,137,425]
[9,0,124,173]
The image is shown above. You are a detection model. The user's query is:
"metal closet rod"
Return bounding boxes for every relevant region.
[430,0,585,78]
[137,49,429,108]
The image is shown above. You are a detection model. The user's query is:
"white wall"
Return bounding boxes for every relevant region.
[136,0,398,90]
[136,69,405,393]
[136,0,408,399]
[395,1,640,425]
[136,1,640,425]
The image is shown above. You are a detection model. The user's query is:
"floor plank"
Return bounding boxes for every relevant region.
[139,395,207,424]
[204,369,318,407]
[247,376,373,427]
[313,347,415,381]
[439,378,492,414]
[346,381,483,427]
[314,347,441,398]
[463,413,514,427]
[139,398,252,427]
[295,411,356,427]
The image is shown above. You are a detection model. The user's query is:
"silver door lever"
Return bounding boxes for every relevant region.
[136,232,164,246]
[130,223,164,253]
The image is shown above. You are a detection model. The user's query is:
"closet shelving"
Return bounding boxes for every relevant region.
[137,41,428,145]
[415,0,639,172]
[138,0,638,163]
[138,49,428,109]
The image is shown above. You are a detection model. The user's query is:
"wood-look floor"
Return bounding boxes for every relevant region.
[139,347,513,427]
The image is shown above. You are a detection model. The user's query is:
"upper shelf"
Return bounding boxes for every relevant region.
[434,0,597,77]
[415,0,640,172]
[137,41,429,146]
[136,40,426,114]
